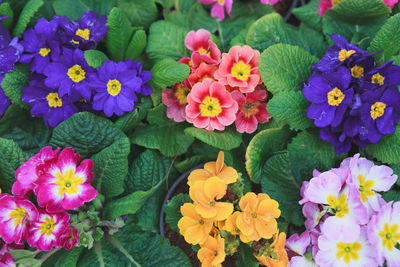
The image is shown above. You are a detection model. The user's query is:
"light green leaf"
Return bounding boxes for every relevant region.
[368,14,400,64]
[245,127,292,183]
[0,138,29,192]
[13,0,43,37]
[131,123,194,157]
[150,59,190,89]
[184,127,242,150]
[49,112,127,158]
[147,20,188,62]
[1,64,30,110]
[165,193,191,233]
[105,7,133,61]
[84,50,109,68]
[267,90,313,131]
[259,44,318,95]
[0,2,14,30]
[366,124,400,164]
[292,0,322,31]
[118,0,158,29]
[91,138,130,198]
[126,29,147,61]
[52,0,114,20]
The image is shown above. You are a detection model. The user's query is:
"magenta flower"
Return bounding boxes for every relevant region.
[12,146,60,196]
[185,29,221,68]
[60,226,79,250]
[35,148,97,212]
[260,0,281,4]
[0,194,38,244]
[197,0,233,21]
[27,210,69,251]
[231,87,270,133]
[162,80,192,122]
[0,253,15,267]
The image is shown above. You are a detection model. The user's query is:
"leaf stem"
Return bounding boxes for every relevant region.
[40,247,61,263]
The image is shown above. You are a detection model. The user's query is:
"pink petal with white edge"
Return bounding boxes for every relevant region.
[36,183,64,212]
[57,147,80,172]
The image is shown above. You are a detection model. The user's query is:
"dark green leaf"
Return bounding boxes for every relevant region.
[52,0,114,20]
[184,127,242,150]
[0,2,14,30]
[1,64,30,110]
[13,0,44,37]
[292,0,322,31]
[84,50,109,68]
[165,193,191,233]
[126,29,147,61]
[150,59,190,89]
[118,0,158,29]
[366,124,400,164]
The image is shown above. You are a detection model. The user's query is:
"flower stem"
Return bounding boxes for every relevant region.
[40,247,61,263]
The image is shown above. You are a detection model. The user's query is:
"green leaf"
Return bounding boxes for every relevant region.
[147,20,188,62]
[368,14,400,64]
[155,0,174,9]
[49,112,127,158]
[382,190,400,202]
[84,50,109,68]
[245,127,292,183]
[299,25,328,58]
[52,0,114,20]
[114,97,152,133]
[165,193,191,233]
[187,3,218,33]
[0,2,14,30]
[13,0,43,37]
[292,0,322,31]
[91,138,130,198]
[1,64,30,109]
[57,248,83,267]
[325,0,390,24]
[366,124,400,164]
[184,127,242,150]
[175,0,197,13]
[259,44,318,95]
[131,123,194,157]
[267,90,313,131]
[0,138,29,192]
[150,59,190,89]
[235,245,260,267]
[105,7,133,61]
[126,29,147,61]
[288,129,346,169]
[118,0,158,29]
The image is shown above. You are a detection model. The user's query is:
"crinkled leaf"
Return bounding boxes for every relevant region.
[259,44,318,95]
[52,0,114,20]
[267,90,313,131]
[245,126,292,183]
[1,64,30,110]
[0,2,14,30]
[49,112,127,158]
[13,0,43,37]
[368,14,400,64]
[292,0,322,31]
[126,29,147,61]
[84,50,109,68]
[366,124,400,164]
[114,97,152,133]
[184,127,242,150]
[91,137,130,198]
[165,193,191,233]
[118,0,158,29]
[150,59,190,89]
[57,247,83,267]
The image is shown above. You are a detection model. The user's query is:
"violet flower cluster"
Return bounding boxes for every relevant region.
[285,154,399,267]
[20,11,152,127]
[0,146,98,265]
[0,15,23,117]
[303,34,400,154]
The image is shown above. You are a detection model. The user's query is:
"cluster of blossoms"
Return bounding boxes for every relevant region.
[286,154,399,266]
[20,11,152,127]
[303,34,400,154]
[0,10,23,118]
[0,146,98,265]
[177,151,287,266]
[318,0,398,16]
[197,0,282,21]
[162,29,270,133]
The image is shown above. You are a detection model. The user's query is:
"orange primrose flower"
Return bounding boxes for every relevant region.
[198,234,226,267]
[224,211,251,243]
[236,192,281,241]
[254,232,289,267]
[189,176,234,220]
[177,203,213,245]
[187,151,238,186]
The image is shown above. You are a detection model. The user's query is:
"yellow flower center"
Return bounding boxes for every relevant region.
[338,49,355,62]
[107,79,122,96]
[199,219,204,225]
[327,194,349,218]
[241,101,259,118]
[231,61,251,81]
[39,216,56,236]
[46,93,63,108]
[75,28,90,40]
[336,242,362,263]
[67,65,86,83]
[357,174,375,202]
[213,250,218,256]
[351,65,364,78]
[209,200,216,207]
[370,102,386,120]
[218,0,225,4]
[200,96,222,117]
[378,223,400,251]
[251,211,258,219]
[371,73,385,86]
[175,84,190,105]
[9,207,28,227]
[327,87,345,106]
[39,48,51,57]
[332,0,342,7]
[54,169,84,196]
[197,47,210,56]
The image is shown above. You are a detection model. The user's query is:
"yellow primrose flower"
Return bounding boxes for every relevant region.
[254,232,289,267]
[189,176,233,220]
[187,151,238,186]
[224,211,251,243]
[197,234,226,267]
[177,203,213,245]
